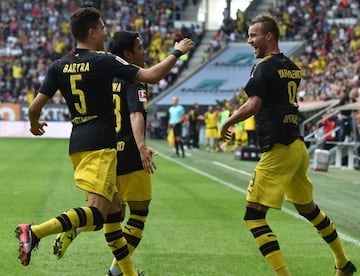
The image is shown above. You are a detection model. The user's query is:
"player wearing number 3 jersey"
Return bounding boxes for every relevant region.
[108,31,155,276]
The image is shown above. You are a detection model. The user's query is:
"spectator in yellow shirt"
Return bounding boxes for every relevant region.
[244,115,256,146]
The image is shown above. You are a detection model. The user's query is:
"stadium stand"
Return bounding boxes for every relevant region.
[0,0,203,105]
[0,1,358,103]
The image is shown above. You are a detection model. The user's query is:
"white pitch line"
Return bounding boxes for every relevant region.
[212,161,252,176]
[158,152,360,248]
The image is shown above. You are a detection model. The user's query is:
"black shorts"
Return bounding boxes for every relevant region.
[173,122,182,137]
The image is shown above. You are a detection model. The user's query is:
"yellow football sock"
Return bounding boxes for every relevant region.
[110,209,149,272]
[245,218,290,275]
[104,212,136,276]
[301,206,348,268]
[32,206,103,239]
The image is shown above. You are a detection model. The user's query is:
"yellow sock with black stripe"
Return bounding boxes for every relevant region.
[31,206,103,239]
[299,205,348,268]
[124,209,148,253]
[244,207,290,276]
[104,211,136,276]
[110,209,149,272]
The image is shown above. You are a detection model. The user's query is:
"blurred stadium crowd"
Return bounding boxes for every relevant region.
[224,0,360,147]
[223,0,360,105]
[0,0,359,108]
[0,0,203,105]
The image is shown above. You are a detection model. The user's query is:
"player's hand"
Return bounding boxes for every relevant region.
[174,38,194,54]
[148,147,158,157]
[140,147,157,174]
[220,123,232,141]
[30,121,48,136]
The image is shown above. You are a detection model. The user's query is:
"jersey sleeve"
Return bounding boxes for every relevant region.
[38,62,60,97]
[244,61,269,100]
[104,53,140,83]
[126,83,147,113]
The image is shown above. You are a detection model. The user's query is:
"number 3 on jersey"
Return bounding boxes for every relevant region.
[113,94,121,133]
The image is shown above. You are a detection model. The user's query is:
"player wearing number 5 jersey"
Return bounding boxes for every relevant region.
[52,31,156,276]
[53,31,155,276]
[42,49,138,154]
[220,13,356,276]
[15,7,193,275]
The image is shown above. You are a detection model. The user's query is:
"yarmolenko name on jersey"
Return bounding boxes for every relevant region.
[277,69,301,79]
[63,62,90,73]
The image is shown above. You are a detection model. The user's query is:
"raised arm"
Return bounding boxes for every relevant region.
[135,38,194,84]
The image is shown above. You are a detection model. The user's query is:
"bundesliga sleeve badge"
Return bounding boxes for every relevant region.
[138,89,147,102]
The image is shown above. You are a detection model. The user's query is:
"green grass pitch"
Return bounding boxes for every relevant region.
[0,138,359,275]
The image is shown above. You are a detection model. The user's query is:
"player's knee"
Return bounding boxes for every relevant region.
[294,201,317,216]
[243,206,266,221]
[89,206,105,230]
[297,204,320,221]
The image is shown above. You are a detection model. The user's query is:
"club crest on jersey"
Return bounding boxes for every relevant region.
[138,89,147,102]
[115,56,129,65]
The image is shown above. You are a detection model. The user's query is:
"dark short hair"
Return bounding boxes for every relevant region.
[70,7,101,42]
[109,31,140,58]
[251,13,280,41]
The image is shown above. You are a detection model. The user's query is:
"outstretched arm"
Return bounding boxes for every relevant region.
[135,38,194,84]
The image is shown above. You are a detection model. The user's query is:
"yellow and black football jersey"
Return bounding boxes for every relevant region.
[38,49,139,154]
[244,53,302,152]
[113,77,148,175]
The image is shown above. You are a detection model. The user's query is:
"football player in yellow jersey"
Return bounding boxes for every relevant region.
[243,115,256,146]
[204,105,219,151]
[218,103,232,152]
[232,120,247,150]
